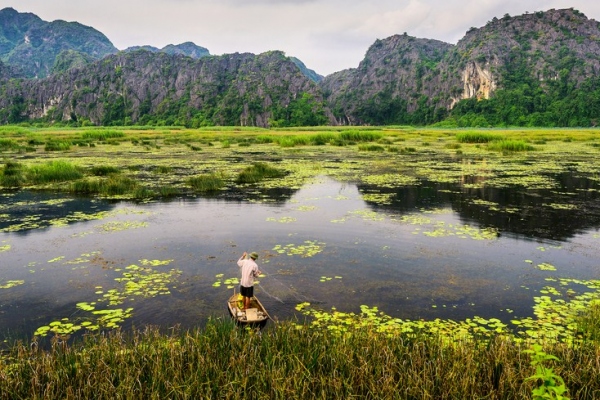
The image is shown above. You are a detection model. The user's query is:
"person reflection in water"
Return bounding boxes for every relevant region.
[237,251,261,310]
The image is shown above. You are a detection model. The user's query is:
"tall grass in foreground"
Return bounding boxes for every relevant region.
[1,320,599,399]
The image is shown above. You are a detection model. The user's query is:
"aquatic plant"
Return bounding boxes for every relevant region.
[339,130,383,142]
[188,172,225,192]
[2,320,599,399]
[236,162,285,184]
[90,165,121,176]
[357,144,385,152]
[523,344,570,400]
[456,131,504,143]
[27,160,83,184]
[0,160,25,187]
[44,140,72,151]
[81,129,125,140]
[488,140,536,152]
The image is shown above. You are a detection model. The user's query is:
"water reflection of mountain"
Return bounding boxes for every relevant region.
[359,174,600,241]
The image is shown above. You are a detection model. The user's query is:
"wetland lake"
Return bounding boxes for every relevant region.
[1,127,600,341]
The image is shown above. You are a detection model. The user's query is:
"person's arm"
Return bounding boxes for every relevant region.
[237,252,247,267]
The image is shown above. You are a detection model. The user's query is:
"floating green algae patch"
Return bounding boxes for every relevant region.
[33,259,180,337]
[1,207,151,233]
[421,222,498,240]
[96,220,149,232]
[272,240,326,258]
[0,280,24,289]
[266,216,297,223]
[295,277,600,344]
[0,241,10,252]
[212,274,241,289]
[536,262,557,271]
[360,173,419,188]
[361,192,395,205]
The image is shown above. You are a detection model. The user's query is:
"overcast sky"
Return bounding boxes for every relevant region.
[2,1,600,76]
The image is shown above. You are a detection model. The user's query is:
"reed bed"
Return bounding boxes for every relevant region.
[456,132,504,143]
[236,162,285,184]
[27,160,83,184]
[188,172,226,192]
[487,140,536,152]
[1,320,599,399]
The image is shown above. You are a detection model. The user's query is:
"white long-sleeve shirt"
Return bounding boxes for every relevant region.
[237,257,260,287]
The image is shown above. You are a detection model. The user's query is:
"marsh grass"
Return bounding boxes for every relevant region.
[488,140,536,152]
[0,138,19,151]
[457,132,504,143]
[358,144,386,152]
[1,321,599,399]
[236,162,285,184]
[27,161,83,184]
[70,175,139,196]
[340,129,383,142]
[575,301,600,342]
[90,166,121,176]
[154,165,172,174]
[188,172,225,192]
[44,140,72,152]
[0,160,25,187]
[81,130,125,141]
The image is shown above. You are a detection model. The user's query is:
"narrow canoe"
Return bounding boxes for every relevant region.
[227,291,270,326]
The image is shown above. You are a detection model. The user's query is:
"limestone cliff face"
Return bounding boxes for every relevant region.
[0,50,331,126]
[452,61,497,107]
[321,8,600,125]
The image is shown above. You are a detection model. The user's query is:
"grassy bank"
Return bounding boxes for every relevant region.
[0,318,599,399]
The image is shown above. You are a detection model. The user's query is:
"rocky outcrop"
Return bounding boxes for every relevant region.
[321,8,600,125]
[0,50,332,126]
[453,61,497,107]
[0,7,118,78]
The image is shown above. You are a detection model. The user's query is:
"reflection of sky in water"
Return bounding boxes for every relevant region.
[1,176,599,339]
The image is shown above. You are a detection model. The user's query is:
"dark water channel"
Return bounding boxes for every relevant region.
[1,174,599,340]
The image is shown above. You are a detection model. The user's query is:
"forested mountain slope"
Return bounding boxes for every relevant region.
[0,50,331,127]
[2,7,600,127]
[322,8,600,127]
[0,7,117,78]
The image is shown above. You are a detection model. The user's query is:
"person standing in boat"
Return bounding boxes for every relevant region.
[237,251,262,310]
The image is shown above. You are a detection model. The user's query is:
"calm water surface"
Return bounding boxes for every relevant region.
[1,174,599,339]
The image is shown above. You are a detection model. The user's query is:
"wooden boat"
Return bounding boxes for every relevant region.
[227,290,270,326]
